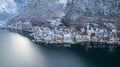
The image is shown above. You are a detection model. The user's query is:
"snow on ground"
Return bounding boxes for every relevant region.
[0,0,17,14]
[58,0,67,7]
[0,20,7,28]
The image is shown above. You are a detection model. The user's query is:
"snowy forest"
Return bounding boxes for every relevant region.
[0,0,120,30]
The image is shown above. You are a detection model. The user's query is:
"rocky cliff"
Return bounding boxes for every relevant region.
[9,0,66,25]
[64,0,120,26]
[9,0,120,27]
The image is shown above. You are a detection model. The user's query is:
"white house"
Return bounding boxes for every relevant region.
[63,34,73,43]
[75,35,83,42]
[86,23,95,36]
[112,28,117,33]
[83,35,91,42]
[50,19,62,26]
[108,37,115,43]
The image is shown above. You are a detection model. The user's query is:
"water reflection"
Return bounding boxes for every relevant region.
[0,29,120,67]
[0,29,89,67]
[0,30,48,67]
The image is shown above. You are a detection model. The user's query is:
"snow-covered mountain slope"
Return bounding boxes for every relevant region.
[0,20,7,27]
[7,0,120,28]
[9,0,67,24]
[0,0,25,20]
[64,0,120,26]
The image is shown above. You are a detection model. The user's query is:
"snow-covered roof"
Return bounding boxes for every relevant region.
[109,23,116,29]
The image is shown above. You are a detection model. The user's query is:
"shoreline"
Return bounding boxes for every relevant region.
[0,28,119,49]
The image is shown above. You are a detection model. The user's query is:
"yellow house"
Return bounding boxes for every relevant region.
[43,37,49,41]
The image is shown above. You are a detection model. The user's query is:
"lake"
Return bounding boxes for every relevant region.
[0,29,120,67]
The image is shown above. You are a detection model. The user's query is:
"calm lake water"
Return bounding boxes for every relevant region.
[0,29,120,67]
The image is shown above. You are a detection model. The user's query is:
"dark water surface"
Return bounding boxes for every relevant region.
[0,29,120,67]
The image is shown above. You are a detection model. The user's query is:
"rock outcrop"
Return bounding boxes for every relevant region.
[8,0,120,27]
[64,0,120,26]
[9,0,66,25]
